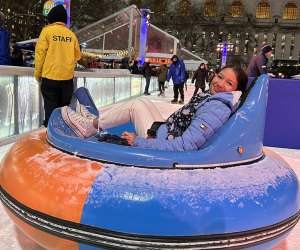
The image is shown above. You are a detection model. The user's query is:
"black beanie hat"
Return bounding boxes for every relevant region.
[47,5,67,24]
[261,45,272,54]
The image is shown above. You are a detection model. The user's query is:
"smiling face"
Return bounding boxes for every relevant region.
[210,67,239,94]
[265,50,272,59]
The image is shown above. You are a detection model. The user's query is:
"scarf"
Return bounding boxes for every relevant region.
[166,93,210,140]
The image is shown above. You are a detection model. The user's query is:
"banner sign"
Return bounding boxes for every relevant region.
[43,0,71,27]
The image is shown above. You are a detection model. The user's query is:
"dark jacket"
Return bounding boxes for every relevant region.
[156,64,168,82]
[0,27,11,65]
[245,52,268,77]
[11,44,23,66]
[141,62,152,77]
[192,68,208,87]
[129,61,140,74]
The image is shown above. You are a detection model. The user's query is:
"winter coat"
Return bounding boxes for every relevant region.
[34,22,81,81]
[134,91,241,151]
[141,62,152,77]
[0,27,11,65]
[245,52,268,77]
[166,59,186,84]
[129,64,140,74]
[192,68,208,88]
[11,45,23,66]
[156,64,168,82]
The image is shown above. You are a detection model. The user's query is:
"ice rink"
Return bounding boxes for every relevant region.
[1,85,299,250]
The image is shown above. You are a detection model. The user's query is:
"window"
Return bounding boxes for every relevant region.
[283,2,298,20]
[263,34,268,43]
[272,33,277,55]
[290,34,295,57]
[235,33,240,55]
[230,1,244,17]
[253,34,259,55]
[203,0,216,17]
[281,34,286,58]
[176,0,192,16]
[256,1,271,18]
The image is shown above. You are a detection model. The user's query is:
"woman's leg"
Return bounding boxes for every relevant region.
[158,81,162,93]
[178,83,184,101]
[144,76,151,94]
[161,81,165,92]
[98,97,164,138]
[173,84,179,100]
[161,81,165,97]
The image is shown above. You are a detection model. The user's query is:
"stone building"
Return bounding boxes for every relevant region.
[158,0,300,69]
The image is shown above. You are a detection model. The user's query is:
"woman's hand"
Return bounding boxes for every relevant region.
[121,131,136,146]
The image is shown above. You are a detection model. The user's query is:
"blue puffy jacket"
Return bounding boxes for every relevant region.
[134,91,241,151]
[0,28,11,65]
[166,59,186,84]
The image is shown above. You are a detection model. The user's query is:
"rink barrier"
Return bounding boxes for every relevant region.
[263,77,300,149]
[1,66,300,149]
[0,66,157,145]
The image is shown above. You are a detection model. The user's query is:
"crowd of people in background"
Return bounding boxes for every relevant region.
[128,57,217,104]
[0,11,35,67]
[0,8,288,81]
[1,5,298,81]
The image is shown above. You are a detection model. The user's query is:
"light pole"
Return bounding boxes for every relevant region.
[216,41,234,69]
[138,8,151,67]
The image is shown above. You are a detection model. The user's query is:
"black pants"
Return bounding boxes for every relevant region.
[41,78,74,127]
[193,84,205,96]
[158,81,165,93]
[173,83,184,100]
[144,76,151,94]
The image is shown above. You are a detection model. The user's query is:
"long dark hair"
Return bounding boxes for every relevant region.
[199,63,205,70]
[219,65,248,92]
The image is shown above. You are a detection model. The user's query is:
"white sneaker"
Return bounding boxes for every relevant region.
[61,106,97,138]
[76,103,97,121]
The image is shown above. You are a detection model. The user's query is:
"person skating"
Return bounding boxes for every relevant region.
[166,55,186,104]
[156,60,168,97]
[141,61,152,95]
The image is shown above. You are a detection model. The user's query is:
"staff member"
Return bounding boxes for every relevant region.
[34,4,81,127]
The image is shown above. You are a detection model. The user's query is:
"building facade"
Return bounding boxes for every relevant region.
[1,0,300,71]
[157,0,300,69]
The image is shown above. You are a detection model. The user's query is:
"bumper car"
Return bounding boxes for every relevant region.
[0,74,299,249]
